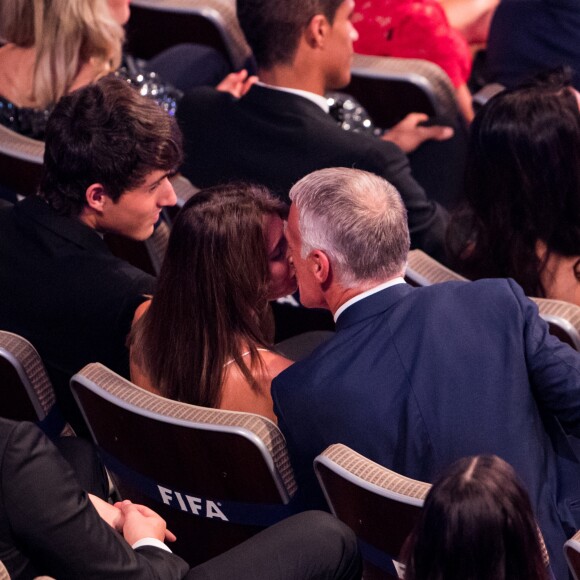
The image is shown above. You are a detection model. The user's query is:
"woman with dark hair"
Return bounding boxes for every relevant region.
[448,70,580,305]
[403,455,549,580]
[129,183,296,422]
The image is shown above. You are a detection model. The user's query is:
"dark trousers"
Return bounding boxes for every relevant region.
[185,511,362,580]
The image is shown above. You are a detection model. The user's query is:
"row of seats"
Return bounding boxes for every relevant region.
[3,249,580,577]
[2,340,580,579]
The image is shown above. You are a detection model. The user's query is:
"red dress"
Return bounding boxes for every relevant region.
[353,0,472,88]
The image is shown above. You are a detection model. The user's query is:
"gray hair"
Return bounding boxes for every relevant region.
[289,168,410,287]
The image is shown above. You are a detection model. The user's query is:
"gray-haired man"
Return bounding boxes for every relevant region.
[273,167,580,580]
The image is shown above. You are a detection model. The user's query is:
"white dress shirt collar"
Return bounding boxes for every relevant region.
[256,82,330,113]
[334,278,407,322]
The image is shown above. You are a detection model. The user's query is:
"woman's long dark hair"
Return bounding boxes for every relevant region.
[448,69,580,296]
[130,182,287,407]
[403,455,548,580]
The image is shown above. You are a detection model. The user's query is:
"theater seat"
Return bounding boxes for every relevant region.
[126,0,251,69]
[0,124,44,200]
[315,443,550,579]
[344,54,469,209]
[71,363,297,566]
[315,443,429,579]
[0,330,72,438]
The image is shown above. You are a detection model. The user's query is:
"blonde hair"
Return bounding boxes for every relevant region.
[0,0,124,107]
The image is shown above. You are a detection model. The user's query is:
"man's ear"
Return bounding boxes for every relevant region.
[309,249,331,284]
[304,14,330,49]
[85,183,108,213]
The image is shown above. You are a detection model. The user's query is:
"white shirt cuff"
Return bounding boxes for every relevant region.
[132,538,172,553]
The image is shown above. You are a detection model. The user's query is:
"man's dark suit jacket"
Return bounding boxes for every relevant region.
[0,419,189,579]
[0,197,155,433]
[177,84,448,262]
[272,279,580,580]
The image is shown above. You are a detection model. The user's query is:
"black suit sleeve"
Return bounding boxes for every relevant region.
[1,422,189,580]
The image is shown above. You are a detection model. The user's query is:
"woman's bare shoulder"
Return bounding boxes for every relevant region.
[259,349,294,379]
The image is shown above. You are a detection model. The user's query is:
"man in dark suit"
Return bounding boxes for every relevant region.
[0,418,189,579]
[0,418,361,579]
[272,167,580,579]
[177,0,452,262]
[0,77,182,435]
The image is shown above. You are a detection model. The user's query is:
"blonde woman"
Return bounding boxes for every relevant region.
[0,0,125,116]
[0,0,254,138]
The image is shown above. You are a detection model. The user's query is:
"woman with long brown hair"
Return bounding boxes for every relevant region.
[129,183,296,422]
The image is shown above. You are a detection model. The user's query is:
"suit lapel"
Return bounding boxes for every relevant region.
[335,284,414,331]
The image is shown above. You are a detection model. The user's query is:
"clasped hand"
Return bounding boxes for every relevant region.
[89,494,176,545]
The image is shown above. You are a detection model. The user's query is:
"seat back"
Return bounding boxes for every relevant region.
[472,82,505,112]
[406,250,580,351]
[315,444,550,578]
[405,249,468,286]
[0,124,44,198]
[347,55,459,128]
[345,54,468,209]
[126,0,251,69]
[70,363,297,566]
[530,298,580,351]
[565,530,580,580]
[0,331,72,437]
[315,444,430,579]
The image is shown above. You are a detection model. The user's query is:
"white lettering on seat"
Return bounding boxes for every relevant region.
[157,486,228,521]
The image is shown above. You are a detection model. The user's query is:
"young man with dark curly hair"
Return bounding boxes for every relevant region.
[0,76,181,434]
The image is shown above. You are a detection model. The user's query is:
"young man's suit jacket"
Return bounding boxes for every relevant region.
[0,419,189,579]
[177,84,448,262]
[273,279,580,580]
[0,197,155,434]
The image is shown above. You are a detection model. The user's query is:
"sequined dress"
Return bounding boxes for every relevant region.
[0,56,182,140]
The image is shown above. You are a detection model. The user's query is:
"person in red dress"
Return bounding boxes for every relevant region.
[353,0,474,121]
